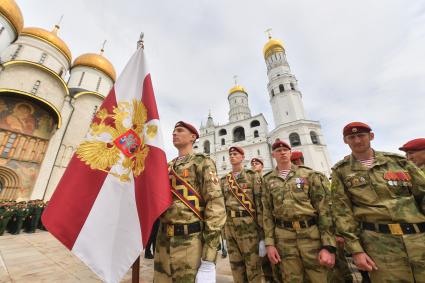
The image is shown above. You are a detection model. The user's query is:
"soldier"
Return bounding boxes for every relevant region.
[331,122,425,282]
[220,147,265,283]
[154,121,226,283]
[399,138,425,173]
[290,151,304,166]
[251,157,283,283]
[262,139,336,282]
[7,201,29,235]
[0,201,13,235]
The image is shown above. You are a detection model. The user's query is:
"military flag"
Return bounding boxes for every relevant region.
[42,47,172,283]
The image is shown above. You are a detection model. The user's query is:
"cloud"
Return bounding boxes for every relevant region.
[17,0,425,162]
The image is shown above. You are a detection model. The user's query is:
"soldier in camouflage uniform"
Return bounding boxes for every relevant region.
[220,148,265,283]
[331,122,425,282]
[251,157,283,283]
[262,139,336,283]
[399,138,425,173]
[154,121,226,283]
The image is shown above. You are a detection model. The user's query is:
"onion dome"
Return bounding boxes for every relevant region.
[21,26,72,63]
[0,0,24,36]
[72,51,116,82]
[263,36,284,59]
[229,85,247,95]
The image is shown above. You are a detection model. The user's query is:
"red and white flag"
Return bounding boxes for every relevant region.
[42,47,172,283]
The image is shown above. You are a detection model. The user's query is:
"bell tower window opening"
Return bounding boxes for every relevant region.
[218,129,227,136]
[221,138,225,145]
[279,84,284,92]
[254,130,259,138]
[233,127,245,142]
[310,131,320,145]
[290,83,296,90]
[250,120,260,127]
[289,133,301,147]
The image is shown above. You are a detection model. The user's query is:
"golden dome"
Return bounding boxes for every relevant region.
[229,85,247,95]
[73,53,116,81]
[0,0,24,35]
[21,26,72,63]
[263,37,285,59]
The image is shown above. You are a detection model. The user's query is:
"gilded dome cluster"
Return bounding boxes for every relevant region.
[228,85,247,95]
[263,36,285,59]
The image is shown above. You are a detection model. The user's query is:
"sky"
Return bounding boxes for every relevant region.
[17,0,425,163]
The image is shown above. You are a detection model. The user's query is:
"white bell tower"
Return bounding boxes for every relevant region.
[263,30,332,176]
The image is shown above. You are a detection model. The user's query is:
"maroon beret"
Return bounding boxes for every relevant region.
[175,121,199,139]
[343,122,372,137]
[399,138,425,152]
[250,157,264,165]
[272,139,291,151]
[290,151,304,161]
[229,146,244,155]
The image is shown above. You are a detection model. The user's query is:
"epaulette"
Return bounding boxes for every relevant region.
[298,165,313,171]
[332,156,350,169]
[381,151,405,159]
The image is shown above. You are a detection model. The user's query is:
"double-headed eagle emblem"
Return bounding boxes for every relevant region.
[76,99,154,182]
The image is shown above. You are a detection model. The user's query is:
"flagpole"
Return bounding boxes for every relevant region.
[131,256,140,283]
[130,32,145,283]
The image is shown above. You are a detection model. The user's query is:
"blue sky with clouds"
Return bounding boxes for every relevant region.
[18,0,425,162]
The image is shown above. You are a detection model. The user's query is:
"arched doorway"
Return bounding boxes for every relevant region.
[0,166,22,199]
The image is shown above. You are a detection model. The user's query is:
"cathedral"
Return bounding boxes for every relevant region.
[0,0,115,200]
[194,34,332,177]
[0,0,332,201]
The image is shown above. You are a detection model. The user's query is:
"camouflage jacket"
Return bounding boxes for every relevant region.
[331,151,425,254]
[161,153,226,262]
[220,169,264,239]
[262,164,335,247]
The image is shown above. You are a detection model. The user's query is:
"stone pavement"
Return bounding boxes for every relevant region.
[0,231,233,283]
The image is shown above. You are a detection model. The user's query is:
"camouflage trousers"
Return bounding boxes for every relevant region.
[225,215,264,283]
[263,256,283,283]
[153,222,202,283]
[274,225,330,283]
[329,243,353,283]
[360,230,425,283]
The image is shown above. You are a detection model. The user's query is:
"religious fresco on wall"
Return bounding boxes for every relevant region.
[0,97,56,139]
[0,158,40,199]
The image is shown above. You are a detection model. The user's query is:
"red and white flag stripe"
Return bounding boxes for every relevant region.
[42,48,171,283]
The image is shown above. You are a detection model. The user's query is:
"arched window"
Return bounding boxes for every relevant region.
[310,131,320,145]
[233,127,245,142]
[250,120,260,128]
[289,133,301,147]
[203,140,210,154]
[271,89,275,97]
[219,129,227,136]
[290,83,296,90]
[221,138,225,145]
[279,84,285,92]
[254,130,259,138]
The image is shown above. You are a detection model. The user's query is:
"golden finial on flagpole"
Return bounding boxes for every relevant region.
[137,32,144,50]
[100,40,107,55]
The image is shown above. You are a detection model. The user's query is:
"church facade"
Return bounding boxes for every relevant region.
[194,35,332,177]
[0,0,114,200]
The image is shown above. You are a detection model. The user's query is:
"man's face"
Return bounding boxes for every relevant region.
[172,126,195,148]
[406,150,425,167]
[251,161,263,173]
[272,147,291,164]
[229,151,244,166]
[344,132,374,155]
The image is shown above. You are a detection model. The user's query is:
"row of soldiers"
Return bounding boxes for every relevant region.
[0,199,47,236]
[152,120,425,283]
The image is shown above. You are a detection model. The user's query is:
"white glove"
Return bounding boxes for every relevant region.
[259,240,266,257]
[195,260,216,283]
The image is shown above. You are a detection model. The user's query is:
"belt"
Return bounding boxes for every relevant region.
[361,221,425,235]
[275,218,316,230]
[162,222,202,237]
[227,210,251,218]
